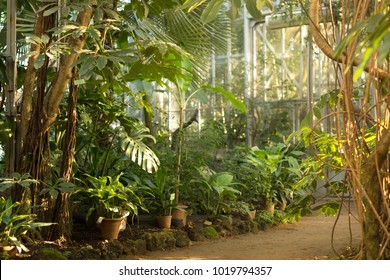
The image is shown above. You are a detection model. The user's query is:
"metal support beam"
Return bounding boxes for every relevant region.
[243,7,253,147]
[307,32,314,128]
[210,52,216,118]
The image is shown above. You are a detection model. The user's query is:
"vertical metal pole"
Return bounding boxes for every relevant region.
[244,6,253,147]
[262,24,267,102]
[224,23,232,137]
[252,23,257,99]
[317,50,322,99]
[210,52,216,119]
[307,32,314,128]
[299,25,304,100]
[227,29,232,93]
[5,0,17,176]
[280,28,285,100]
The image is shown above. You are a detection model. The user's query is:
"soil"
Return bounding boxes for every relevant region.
[132,203,361,260]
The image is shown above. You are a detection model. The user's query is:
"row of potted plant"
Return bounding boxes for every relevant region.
[49,141,310,241]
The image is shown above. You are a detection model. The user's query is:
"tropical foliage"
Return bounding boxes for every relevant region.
[0,0,388,261]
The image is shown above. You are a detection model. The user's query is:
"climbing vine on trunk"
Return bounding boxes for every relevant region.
[308,0,390,259]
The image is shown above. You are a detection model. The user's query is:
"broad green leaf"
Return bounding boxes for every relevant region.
[88,28,101,40]
[58,185,74,193]
[19,179,38,188]
[202,85,247,112]
[34,54,45,69]
[378,33,390,65]
[366,14,384,33]
[74,79,86,85]
[244,0,262,20]
[313,106,321,119]
[227,0,241,20]
[40,34,50,44]
[61,5,70,17]
[43,5,59,17]
[0,182,15,192]
[58,181,75,188]
[96,56,108,71]
[49,188,59,198]
[334,22,365,58]
[79,57,94,76]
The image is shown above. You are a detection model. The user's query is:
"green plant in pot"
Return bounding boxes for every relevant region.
[143,168,176,229]
[75,173,144,239]
[259,182,277,215]
[233,200,256,220]
[191,167,242,220]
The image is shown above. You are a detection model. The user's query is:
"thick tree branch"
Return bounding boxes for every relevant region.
[42,5,94,132]
[20,11,44,142]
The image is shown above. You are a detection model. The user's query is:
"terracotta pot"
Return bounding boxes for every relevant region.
[157,215,172,229]
[279,202,287,211]
[249,209,257,219]
[99,217,123,240]
[172,205,188,226]
[265,203,275,215]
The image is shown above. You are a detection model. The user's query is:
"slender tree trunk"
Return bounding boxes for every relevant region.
[20,11,44,143]
[175,107,184,204]
[48,68,79,241]
[14,12,56,206]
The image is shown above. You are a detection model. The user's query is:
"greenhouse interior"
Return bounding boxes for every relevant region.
[0,0,389,262]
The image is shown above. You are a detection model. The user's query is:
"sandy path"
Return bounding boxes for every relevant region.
[135,204,361,260]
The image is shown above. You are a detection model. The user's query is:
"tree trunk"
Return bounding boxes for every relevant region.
[20,11,44,143]
[363,104,390,259]
[14,11,56,206]
[41,6,94,133]
[48,68,79,241]
[308,0,390,259]
[15,4,94,218]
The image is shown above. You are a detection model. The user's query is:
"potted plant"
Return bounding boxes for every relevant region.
[233,201,256,220]
[143,168,176,229]
[75,173,144,240]
[192,167,243,220]
[172,204,188,227]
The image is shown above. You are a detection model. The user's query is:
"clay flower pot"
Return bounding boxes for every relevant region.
[172,205,188,226]
[249,209,257,220]
[99,217,124,240]
[156,215,172,229]
[265,203,275,215]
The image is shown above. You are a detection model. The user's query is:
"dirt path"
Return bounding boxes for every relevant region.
[135,204,361,260]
